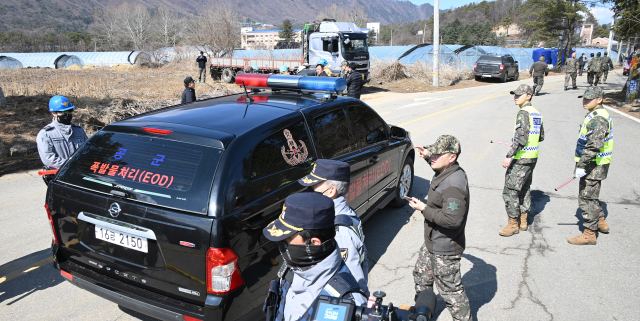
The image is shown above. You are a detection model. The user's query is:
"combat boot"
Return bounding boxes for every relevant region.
[597,217,609,233]
[499,218,520,236]
[520,213,528,231]
[564,86,567,91]
[567,228,597,245]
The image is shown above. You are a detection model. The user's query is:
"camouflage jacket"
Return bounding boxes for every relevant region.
[602,56,614,70]
[565,57,579,73]
[577,107,610,180]
[507,103,545,164]
[588,57,602,72]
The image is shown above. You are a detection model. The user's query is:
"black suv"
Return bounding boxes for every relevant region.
[45,83,414,321]
[473,54,519,82]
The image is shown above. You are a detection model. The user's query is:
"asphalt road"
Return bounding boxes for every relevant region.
[1,70,638,321]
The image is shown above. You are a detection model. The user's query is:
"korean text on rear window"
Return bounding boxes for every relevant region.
[57,132,221,214]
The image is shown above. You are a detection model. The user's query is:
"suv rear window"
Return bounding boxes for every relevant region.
[478,56,503,62]
[57,131,222,214]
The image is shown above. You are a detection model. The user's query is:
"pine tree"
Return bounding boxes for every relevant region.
[278,19,294,42]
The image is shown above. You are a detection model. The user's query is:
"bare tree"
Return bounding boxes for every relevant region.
[116,3,153,51]
[317,4,369,28]
[92,7,120,50]
[156,6,180,47]
[189,5,240,58]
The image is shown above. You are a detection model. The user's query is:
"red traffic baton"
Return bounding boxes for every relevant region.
[554,177,576,191]
[490,140,512,146]
[38,169,58,176]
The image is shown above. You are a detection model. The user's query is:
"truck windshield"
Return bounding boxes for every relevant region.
[342,38,368,54]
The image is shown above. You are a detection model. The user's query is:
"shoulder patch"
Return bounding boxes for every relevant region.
[340,248,348,260]
[446,198,461,213]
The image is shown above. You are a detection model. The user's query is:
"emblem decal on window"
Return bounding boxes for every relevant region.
[281,129,309,166]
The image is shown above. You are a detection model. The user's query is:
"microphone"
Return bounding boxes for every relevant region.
[414,290,437,321]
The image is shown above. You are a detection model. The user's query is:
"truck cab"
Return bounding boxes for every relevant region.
[304,20,370,81]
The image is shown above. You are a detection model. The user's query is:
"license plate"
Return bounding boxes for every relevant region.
[482,75,492,78]
[95,225,148,253]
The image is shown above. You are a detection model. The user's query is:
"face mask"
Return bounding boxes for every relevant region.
[277,238,336,269]
[56,113,73,125]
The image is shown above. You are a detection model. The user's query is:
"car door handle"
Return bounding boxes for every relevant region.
[369,156,379,163]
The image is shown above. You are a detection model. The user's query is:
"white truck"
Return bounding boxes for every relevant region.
[209,19,371,83]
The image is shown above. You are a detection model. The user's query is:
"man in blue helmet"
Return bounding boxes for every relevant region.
[36,95,88,183]
[318,59,332,77]
[280,65,290,75]
[262,193,366,321]
[298,159,369,297]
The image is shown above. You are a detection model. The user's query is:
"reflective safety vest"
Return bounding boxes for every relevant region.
[513,105,543,159]
[575,108,613,165]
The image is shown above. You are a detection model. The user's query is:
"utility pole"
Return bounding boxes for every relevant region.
[606,17,615,58]
[433,0,439,87]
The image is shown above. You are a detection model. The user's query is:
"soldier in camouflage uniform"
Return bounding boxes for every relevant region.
[586,53,594,84]
[408,135,471,321]
[564,52,579,90]
[529,56,549,96]
[568,87,613,245]
[500,84,545,236]
[601,52,614,84]
[589,52,603,86]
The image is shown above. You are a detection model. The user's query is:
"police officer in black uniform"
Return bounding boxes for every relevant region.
[263,193,367,321]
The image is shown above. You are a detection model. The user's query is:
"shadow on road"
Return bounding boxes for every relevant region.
[529,190,551,226]
[0,261,63,306]
[431,254,498,321]
[571,201,608,233]
[363,175,430,271]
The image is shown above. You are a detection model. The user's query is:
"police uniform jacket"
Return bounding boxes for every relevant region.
[421,164,470,256]
[283,249,367,321]
[346,71,363,99]
[182,87,196,104]
[36,120,88,169]
[333,196,369,296]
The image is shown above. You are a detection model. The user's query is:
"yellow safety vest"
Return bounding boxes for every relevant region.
[575,108,613,164]
[513,105,543,159]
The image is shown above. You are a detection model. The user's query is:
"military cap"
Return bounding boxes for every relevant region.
[299,159,350,186]
[510,84,533,96]
[263,193,336,241]
[425,135,461,155]
[578,86,604,99]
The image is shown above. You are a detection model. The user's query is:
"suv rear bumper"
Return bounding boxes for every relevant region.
[474,71,503,78]
[58,261,223,321]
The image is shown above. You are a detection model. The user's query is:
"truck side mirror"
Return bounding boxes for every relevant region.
[328,43,333,53]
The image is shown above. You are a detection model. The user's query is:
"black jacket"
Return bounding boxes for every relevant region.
[182,87,196,104]
[422,164,470,255]
[196,56,207,68]
[578,56,586,66]
[317,71,328,77]
[346,71,363,99]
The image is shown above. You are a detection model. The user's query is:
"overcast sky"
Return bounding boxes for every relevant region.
[408,0,615,25]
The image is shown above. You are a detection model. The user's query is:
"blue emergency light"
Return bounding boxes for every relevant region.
[236,74,347,93]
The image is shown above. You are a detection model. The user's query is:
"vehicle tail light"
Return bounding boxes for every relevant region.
[474,63,477,69]
[500,64,504,71]
[45,204,59,245]
[142,127,173,135]
[182,316,202,321]
[206,248,243,294]
[61,270,73,280]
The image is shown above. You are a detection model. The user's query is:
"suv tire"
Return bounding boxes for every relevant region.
[388,157,414,208]
[514,70,520,80]
[475,76,481,81]
[500,72,507,83]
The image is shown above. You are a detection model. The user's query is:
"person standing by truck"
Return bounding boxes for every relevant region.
[318,59,333,77]
[529,56,549,96]
[316,64,328,77]
[346,63,363,99]
[196,51,207,83]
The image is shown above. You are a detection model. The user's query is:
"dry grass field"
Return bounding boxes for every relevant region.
[0,66,240,175]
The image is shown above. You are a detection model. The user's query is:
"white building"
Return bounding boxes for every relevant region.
[241,27,303,50]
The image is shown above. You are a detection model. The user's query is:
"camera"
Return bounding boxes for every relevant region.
[309,290,437,321]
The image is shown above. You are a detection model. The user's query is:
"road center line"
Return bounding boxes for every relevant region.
[399,93,509,126]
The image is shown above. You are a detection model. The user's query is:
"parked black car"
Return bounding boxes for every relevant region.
[45,84,414,321]
[474,54,519,82]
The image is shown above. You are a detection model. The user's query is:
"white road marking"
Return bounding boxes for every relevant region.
[604,105,640,124]
[399,96,453,109]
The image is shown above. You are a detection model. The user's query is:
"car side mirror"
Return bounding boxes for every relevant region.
[515,61,518,64]
[390,126,407,140]
[328,43,334,53]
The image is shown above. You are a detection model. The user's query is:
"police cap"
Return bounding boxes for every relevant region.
[263,193,336,241]
[298,159,350,186]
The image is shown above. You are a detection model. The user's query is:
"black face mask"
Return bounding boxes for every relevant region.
[56,113,73,125]
[277,238,336,269]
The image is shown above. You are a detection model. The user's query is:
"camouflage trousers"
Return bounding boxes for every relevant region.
[414,244,471,321]
[503,161,536,219]
[579,178,604,231]
[532,76,544,94]
[564,72,577,88]
[592,72,602,86]
[602,69,609,83]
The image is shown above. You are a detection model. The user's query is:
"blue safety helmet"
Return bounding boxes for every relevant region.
[280,65,288,73]
[318,59,328,66]
[252,65,259,71]
[49,95,75,112]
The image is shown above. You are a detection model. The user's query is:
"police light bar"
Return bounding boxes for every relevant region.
[236,74,347,93]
